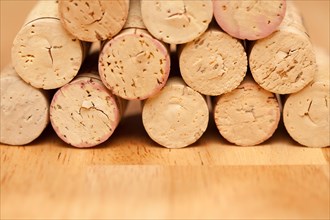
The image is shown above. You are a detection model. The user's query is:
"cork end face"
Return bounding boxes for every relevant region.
[58,0,129,42]
[142,80,209,148]
[214,83,280,146]
[283,82,330,148]
[99,29,170,100]
[11,19,83,90]
[50,78,120,148]
[213,0,286,40]
[0,73,49,145]
[180,29,247,96]
[249,31,317,94]
[141,0,213,44]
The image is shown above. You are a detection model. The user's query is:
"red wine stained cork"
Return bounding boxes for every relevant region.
[50,66,126,148]
[0,66,49,145]
[11,0,88,90]
[283,48,330,148]
[142,77,209,148]
[213,76,280,146]
[249,2,316,94]
[213,0,286,40]
[99,0,170,100]
[58,0,129,42]
[179,26,247,96]
[141,0,213,44]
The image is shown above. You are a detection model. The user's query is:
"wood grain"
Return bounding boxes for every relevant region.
[1,1,330,219]
[2,164,329,219]
[1,115,330,219]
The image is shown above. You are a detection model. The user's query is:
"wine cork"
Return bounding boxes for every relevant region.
[50,59,126,148]
[123,0,145,29]
[99,0,170,100]
[179,26,247,96]
[141,0,213,44]
[283,48,330,148]
[213,0,286,40]
[0,66,49,145]
[142,77,209,148]
[213,76,280,146]
[249,2,316,94]
[58,0,129,42]
[11,0,88,90]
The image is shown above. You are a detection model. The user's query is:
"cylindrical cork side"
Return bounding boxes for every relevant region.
[123,0,145,29]
[179,26,247,96]
[213,76,280,146]
[283,48,330,148]
[0,66,50,145]
[249,2,316,94]
[141,0,213,44]
[142,77,209,148]
[99,0,170,100]
[24,0,60,22]
[50,67,126,148]
[58,0,129,42]
[11,0,87,90]
[213,0,286,40]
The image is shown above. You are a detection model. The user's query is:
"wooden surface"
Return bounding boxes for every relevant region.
[1,1,330,219]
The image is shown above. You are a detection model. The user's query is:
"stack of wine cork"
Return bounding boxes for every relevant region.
[1,0,329,148]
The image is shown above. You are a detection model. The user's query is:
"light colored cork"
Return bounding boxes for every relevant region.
[213,76,280,146]
[58,0,129,42]
[123,0,145,29]
[179,26,247,96]
[141,0,213,44]
[25,0,60,21]
[99,0,170,100]
[142,77,209,148]
[213,0,286,40]
[283,48,330,148]
[11,0,88,90]
[0,66,49,145]
[50,61,126,148]
[249,2,316,94]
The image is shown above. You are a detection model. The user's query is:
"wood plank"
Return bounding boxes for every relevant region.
[1,161,329,219]
[1,114,329,219]
[1,115,328,166]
